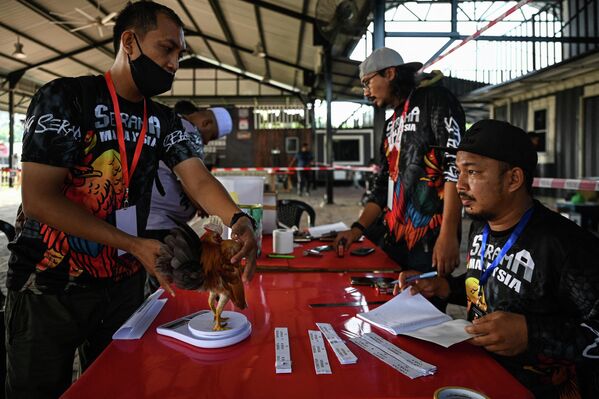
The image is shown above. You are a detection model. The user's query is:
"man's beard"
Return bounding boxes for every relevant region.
[465,210,496,222]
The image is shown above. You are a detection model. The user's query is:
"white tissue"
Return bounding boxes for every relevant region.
[273,229,294,254]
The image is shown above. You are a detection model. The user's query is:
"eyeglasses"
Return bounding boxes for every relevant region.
[361,73,377,90]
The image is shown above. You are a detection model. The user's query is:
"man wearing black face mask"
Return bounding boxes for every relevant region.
[335,48,465,288]
[5,3,257,398]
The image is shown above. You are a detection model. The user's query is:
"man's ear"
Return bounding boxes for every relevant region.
[507,167,526,193]
[121,31,135,56]
[200,118,212,129]
[384,67,396,81]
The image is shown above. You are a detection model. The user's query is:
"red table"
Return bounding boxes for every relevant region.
[258,235,401,272]
[62,272,532,399]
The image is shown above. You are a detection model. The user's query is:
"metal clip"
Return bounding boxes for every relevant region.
[123,187,129,209]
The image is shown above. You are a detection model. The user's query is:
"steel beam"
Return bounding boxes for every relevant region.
[0,21,104,75]
[240,0,318,24]
[386,32,599,43]
[254,5,271,79]
[208,0,246,71]
[177,0,221,63]
[17,0,113,59]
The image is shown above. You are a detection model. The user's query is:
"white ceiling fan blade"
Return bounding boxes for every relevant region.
[101,12,117,25]
[51,20,88,24]
[104,22,115,26]
[98,26,104,37]
[75,7,95,21]
[71,23,95,32]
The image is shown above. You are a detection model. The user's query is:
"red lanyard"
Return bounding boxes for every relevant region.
[104,71,148,208]
[391,95,412,127]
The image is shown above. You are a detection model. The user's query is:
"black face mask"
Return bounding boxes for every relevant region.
[128,33,175,98]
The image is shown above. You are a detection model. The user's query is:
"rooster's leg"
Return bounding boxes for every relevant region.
[208,291,217,316]
[213,294,231,331]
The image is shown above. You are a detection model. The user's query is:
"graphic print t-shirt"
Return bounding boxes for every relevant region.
[464,201,599,399]
[146,118,203,231]
[368,85,464,256]
[8,75,202,293]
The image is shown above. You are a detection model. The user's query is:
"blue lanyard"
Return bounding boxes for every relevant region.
[479,207,534,287]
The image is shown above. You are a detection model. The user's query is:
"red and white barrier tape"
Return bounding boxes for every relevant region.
[533,178,599,192]
[212,165,377,173]
[214,167,599,192]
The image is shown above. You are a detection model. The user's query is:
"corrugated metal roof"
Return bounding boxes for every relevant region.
[1,0,372,112]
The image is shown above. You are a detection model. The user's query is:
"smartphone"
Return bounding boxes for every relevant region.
[294,237,312,243]
[350,276,394,286]
[350,247,375,256]
[312,245,334,252]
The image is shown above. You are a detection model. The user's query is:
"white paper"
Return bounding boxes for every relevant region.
[402,318,474,348]
[316,323,357,365]
[356,290,473,347]
[387,178,394,210]
[308,222,349,238]
[350,336,427,379]
[357,290,451,335]
[116,205,137,256]
[113,288,166,340]
[361,332,436,376]
[308,330,332,374]
[274,327,292,374]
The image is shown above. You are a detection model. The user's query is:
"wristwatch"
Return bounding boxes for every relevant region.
[230,211,257,231]
[351,221,366,233]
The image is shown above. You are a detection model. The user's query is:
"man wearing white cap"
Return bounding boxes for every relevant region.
[145,101,233,242]
[336,47,465,288]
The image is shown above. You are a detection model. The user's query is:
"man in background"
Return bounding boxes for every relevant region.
[289,142,314,196]
[336,47,464,280]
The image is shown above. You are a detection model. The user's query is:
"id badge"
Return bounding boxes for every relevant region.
[387,178,394,210]
[116,205,137,256]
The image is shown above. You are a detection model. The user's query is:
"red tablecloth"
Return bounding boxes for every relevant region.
[62,272,532,399]
[258,235,401,272]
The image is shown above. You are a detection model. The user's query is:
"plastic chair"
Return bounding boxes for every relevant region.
[276,199,316,229]
[0,219,15,242]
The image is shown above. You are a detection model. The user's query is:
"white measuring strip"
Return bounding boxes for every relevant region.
[274,327,292,374]
[362,332,436,376]
[316,323,358,365]
[308,330,332,374]
[349,333,436,379]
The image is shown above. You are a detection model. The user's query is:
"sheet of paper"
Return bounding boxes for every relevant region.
[274,327,292,374]
[350,336,428,379]
[361,332,436,375]
[113,288,166,340]
[402,318,474,348]
[356,289,451,335]
[116,205,137,256]
[316,323,357,365]
[308,222,349,238]
[308,330,332,374]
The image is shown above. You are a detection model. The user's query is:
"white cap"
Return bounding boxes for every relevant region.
[208,107,233,138]
[359,47,423,79]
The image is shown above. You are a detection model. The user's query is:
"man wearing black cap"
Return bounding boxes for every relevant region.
[399,119,599,398]
[336,47,465,279]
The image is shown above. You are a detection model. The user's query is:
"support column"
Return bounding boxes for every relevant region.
[372,0,386,162]
[324,46,334,204]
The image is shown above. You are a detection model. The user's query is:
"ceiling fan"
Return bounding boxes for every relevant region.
[50,2,117,38]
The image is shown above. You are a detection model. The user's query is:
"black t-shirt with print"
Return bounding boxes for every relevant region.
[365,84,465,262]
[462,200,599,399]
[8,75,202,293]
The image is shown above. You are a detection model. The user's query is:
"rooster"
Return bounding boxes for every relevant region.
[156,217,247,331]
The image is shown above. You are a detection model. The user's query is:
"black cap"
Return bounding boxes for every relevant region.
[443,119,538,175]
